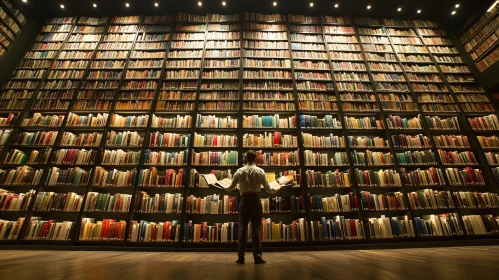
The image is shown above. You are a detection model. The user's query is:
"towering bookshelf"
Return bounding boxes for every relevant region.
[0,0,26,58]
[1,13,499,247]
[459,5,499,72]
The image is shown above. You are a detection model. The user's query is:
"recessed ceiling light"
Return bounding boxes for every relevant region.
[455,4,460,8]
[335,3,339,8]
[222,1,226,6]
[60,4,64,8]
[273,1,277,6]
[417,9,422,13]
[367,5,371,9]
[310,2,314,7]
[93,3,97,7]
[452,10,456,15]
[155,2,159,7]
[398,7,402,12]
[21,0,27,2]
[198,1,202,6]
[125,2,129,7]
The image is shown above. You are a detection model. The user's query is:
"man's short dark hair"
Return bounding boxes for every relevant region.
[246,150,257,163]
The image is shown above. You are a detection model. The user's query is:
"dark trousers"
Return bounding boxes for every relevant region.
[237,193,263,259]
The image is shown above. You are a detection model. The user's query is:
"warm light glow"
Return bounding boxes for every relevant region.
[417,9,422,13]
[452,10,456,15]
[155,2,159,7]
[398,7,402,11]
[488,1,498,12]
[198,1,202,6]
[22,0,27,3]
[455,4,460,8]
[273,1,277,6]
[310,2,314,7]
[93,3,97,7]
[367,5,371,9]
[125,2,129,7]
[60,4,64,8]
[334,3,339,8]
[222,1,226,6]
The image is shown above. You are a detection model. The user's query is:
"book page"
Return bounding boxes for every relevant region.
[202,174,218,185]
[269,180,281,190]
[276,175,291,185]
[216,178,233,189]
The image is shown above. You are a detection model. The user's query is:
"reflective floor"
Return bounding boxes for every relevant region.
[0,246,498,280]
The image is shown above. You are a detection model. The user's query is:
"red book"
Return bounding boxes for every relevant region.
[38,132,46,146]
[165,221,171,241]
[464,167,474,184]
[40,221,50,239]
[4,196,14,210]
[300,195,306,211]
[229,197,233,213]
[6,113,14,125]
[100,220,107,240]
[67,149,76,164]
[292,221,298,241]
[202,222,208,241]
[165,169,171,186]
[162,222,168,241]
[350,220,357,237]
[150,224,157,241]
[177,169,183,187]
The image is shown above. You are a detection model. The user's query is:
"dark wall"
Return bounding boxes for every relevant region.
[477,61,499,91]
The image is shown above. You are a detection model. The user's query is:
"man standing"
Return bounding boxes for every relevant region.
[225,150,281,264]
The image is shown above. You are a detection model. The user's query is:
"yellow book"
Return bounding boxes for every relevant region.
[266,172,276,183]
[82,222,89,240]
[343,173,350,187]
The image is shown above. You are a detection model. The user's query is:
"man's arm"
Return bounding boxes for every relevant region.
[261,170,280,194]
[224,172,239,192]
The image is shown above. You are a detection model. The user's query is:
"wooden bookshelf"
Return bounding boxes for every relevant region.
[1,13,499,246]
[0,0,26,59]
[460,5,499,72]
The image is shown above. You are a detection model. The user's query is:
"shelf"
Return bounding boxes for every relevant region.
[358,186,404,190]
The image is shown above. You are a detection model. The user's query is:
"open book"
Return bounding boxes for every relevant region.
[269,175,293,190]
[201,174,233,191]
[202,174,293,192]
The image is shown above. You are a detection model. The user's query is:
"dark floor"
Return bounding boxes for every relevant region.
[1,246,498,280]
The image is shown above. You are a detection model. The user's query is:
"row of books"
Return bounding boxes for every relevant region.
[185,194,238,214]
[1,162,490,189]
[0,184,490,214]
[6,112,499,133]
[361,191,407,210]
[3,148,51,165]
[4,213,498,241]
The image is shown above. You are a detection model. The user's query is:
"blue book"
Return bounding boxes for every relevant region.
[320,217,328,239]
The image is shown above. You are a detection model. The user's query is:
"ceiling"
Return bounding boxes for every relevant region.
[14,0,496,35]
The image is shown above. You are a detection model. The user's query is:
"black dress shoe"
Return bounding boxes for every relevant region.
[254,258,267,264]
[236,258,245,264]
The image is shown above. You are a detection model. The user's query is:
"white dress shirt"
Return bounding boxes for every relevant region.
[225,163,279,195]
